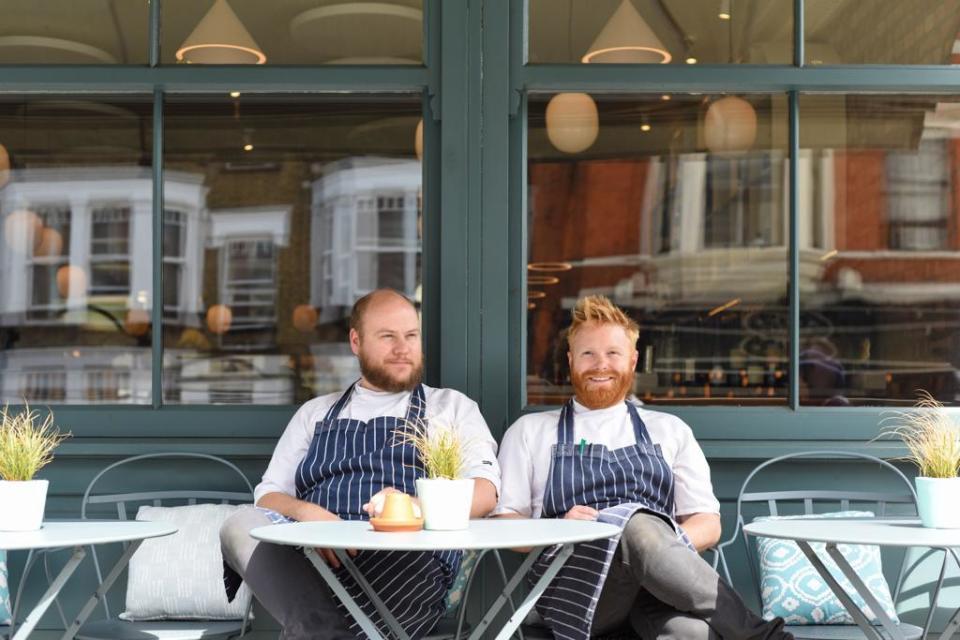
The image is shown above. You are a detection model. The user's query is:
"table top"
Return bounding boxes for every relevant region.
[743,517,960,548]
[0,520,177,551]
[251,518,621,551]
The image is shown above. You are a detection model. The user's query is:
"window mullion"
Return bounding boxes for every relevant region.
[788,90,800,411]
[151,88,163,409]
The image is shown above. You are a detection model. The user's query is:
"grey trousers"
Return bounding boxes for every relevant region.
[591,513,792,640]
[219,507,358,640]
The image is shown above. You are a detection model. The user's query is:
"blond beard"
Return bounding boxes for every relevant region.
[571,368,634,410]
[358,352,424,393]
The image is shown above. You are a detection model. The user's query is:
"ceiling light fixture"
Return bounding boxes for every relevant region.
[704,95,757,153]
[528,262,574,272]
[718,0,731,20]
[176,0,266,65]
[685,56,698,64]
[582,0,671,64]
[545,93,599,154]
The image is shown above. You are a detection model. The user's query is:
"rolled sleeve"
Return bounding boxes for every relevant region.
[253,403,316,504]
[671,420,721,516]
[454,397,502,495]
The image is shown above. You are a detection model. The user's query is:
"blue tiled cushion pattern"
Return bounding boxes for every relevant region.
[754,511,899,625]
[0,549,11,626]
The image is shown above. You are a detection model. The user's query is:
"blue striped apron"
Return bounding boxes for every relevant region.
[529,400,693,640]
[264,383,461,639]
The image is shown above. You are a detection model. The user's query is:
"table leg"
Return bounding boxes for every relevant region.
[333,549,410,640]
[12,546,86,640]
[823,543,905,640]
[795,541,889,640]
[936,549,960,640]
[305,548,395,640]
[58,539,144,640]
[470,544,576,640]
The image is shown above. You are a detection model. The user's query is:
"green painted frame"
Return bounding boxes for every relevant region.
[1,0,959,453]
[504,0,960,447]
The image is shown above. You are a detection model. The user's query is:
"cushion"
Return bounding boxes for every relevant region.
[120,504,253,621]
[444,549,480,615]
[754,510,899,625]
[0,549,10,626]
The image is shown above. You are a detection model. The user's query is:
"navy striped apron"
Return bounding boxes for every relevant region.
[529,400,693,640]
[264,383,460,639]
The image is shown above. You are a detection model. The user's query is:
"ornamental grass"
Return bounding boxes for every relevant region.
[0,404,70,481]
[879,390,960,479]
[395,416,468,480]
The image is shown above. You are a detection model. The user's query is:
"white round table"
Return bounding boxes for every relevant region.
[0,520,177,640]
[252,519,620,640]
[743,518,960,640]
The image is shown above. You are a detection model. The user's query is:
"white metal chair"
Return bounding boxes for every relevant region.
[714,450,929,640]
[70,452,255,640]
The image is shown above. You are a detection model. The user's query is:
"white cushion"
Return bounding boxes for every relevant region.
[120,504,253,621]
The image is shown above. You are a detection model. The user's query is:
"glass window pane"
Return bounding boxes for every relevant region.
[806,0,960,65]
[161,0,423,65]
[0,96,153,404]
[0,1,149,64]
[800,94,960,406]
[527,93,788,406]
[162,94,423,405]
[530,0,792,65]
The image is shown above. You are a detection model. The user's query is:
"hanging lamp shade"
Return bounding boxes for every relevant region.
[292,304,318,333]
[582,0,671,64]
[56,264,87,298]
[545,93,599,154]
[35,227,64,257]
[176,0,266,64]
[704,96,757,153]
[414,119,423,161]
[3,209,42,254]
[0,144,9,189]
[206,304,233,334]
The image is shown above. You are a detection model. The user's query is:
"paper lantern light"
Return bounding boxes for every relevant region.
[56,264,87,298]
[704,96,757,154]
[124,309,151,337]
[414,119,423,161]
[3,209,42,253]
[0,144,10,189]
[35,227,64,257]
[176,0,266,64]
[206,304,233,334]
[292,304,318,333]
[545,93,599,154]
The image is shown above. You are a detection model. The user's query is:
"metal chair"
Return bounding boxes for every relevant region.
[714,450,929,640]
[70,452,255,640]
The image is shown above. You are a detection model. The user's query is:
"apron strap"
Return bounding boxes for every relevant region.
[323,381,358,422]
[626,400,653,445]
[557,399,576,444]
[402,384,427,426]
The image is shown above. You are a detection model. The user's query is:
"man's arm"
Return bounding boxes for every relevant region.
[677,512,721,551]
[257,491,340,522]
[471,478,498,518]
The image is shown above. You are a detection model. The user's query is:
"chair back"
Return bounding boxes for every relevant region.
[80,453,254,621]
[716,450,918,604]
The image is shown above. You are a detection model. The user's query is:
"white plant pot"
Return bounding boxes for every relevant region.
[0,479,48,531]
[916,477,960,529]
[415,478,474,531]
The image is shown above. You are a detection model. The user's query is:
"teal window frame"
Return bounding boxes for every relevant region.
[498,0,960,451]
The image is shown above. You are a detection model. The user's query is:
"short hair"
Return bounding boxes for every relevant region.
[567,295,640,346]
[349,289,416,334]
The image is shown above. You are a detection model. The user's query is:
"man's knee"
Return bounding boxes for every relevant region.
[659,615,719,640]
[621,513,677,561]
[220,506,271,573]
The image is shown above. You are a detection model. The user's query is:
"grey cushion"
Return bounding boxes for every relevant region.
[75,619,245,640]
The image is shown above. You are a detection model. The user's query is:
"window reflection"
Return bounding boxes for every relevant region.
[527,93,788,406]
[800,95,960,405]
[0,97,154,403]
[162,95,422,405]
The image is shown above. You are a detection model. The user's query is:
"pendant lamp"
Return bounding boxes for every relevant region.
[703,96,757,153]
[414,119,423,161]
[582,0,671,64]
[176,0,266,64]
[206,304,233,334]
[0,144,9,189]
[545,93,599,154]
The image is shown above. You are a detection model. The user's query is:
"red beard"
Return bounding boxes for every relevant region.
[571,368,634,409]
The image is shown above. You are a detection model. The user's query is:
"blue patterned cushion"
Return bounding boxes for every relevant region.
[0,549,10,626]
[754,511,899,625]
[444,550,480,615]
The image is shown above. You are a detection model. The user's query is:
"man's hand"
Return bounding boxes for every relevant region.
[564,505,599,521]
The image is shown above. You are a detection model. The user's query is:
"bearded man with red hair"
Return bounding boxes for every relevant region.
[495,295,792,640]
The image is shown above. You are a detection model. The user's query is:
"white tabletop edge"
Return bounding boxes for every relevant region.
[742,518,960,548]
[250,519,621,551]
[0,520,178,550]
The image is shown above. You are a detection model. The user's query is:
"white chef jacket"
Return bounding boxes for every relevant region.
[255,384,501,504]
[495,399,720,519]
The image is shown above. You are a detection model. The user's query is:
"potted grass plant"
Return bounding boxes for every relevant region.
[0,404,69,531]
[881,391,960,529]
[398,418,474,531]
